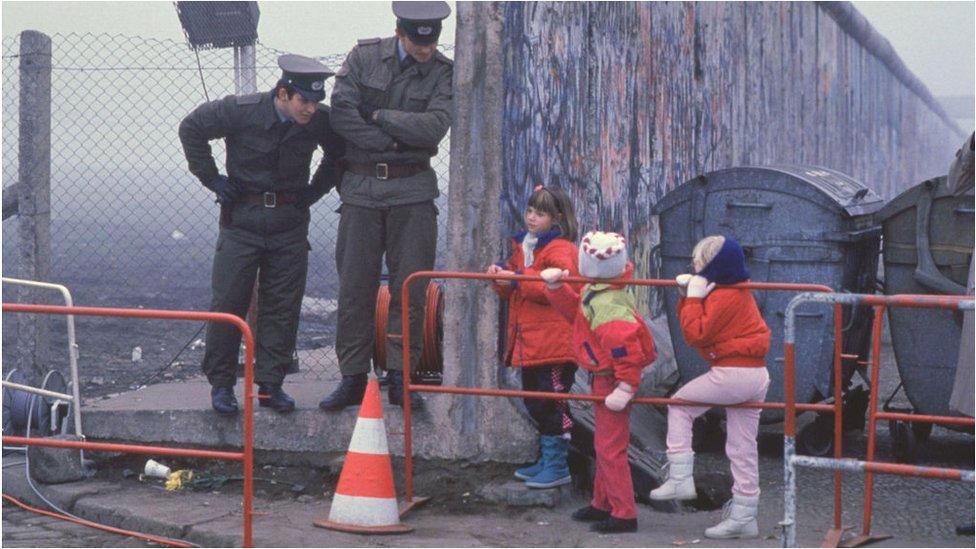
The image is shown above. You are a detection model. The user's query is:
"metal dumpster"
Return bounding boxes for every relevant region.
[875,176,974,454]
[652,166,883,428]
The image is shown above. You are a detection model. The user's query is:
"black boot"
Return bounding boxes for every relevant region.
[590,516,638,533]
[572,505,610,523]
[211,386,239,415]
[258,383,295,414]
[318,374,367,411]
[386,370,420,409]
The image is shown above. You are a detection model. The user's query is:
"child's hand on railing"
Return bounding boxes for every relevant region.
[604,382,635,411]
[486,264,514,286]
[675,273,693,297]
[686,275,716,299]
[540,268,569,290]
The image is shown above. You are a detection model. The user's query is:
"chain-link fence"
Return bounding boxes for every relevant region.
[2,32,452,392]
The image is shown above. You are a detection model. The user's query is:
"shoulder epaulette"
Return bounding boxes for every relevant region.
[357,37,381,46]
[235,93,262,106]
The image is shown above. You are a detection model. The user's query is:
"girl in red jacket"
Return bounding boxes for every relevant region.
[541,231,657,534]
[650,235,771,540]
[487,185,580,489]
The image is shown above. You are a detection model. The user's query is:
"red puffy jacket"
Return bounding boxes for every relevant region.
[544,264,657,387]
[493,230,579,368]
[678,286,770,367]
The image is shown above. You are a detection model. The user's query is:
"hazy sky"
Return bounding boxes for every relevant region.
[1,1,973,99]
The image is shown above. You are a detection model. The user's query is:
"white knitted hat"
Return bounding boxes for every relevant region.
[579,231,628,279]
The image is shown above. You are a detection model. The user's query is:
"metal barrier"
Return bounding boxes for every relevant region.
[1,303,256,548]
[397,271,840,508]
[782,293,976,548]
[1,278,83,443]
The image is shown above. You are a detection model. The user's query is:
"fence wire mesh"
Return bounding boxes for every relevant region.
[2,32,452,393]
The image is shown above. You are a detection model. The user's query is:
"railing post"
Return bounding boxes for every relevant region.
[16,29,53,384]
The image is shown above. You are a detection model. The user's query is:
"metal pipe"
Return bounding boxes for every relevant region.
[792,455,975,482]
[832,303,843,532]
[2,435,243,461]
[862,305,886,535]
[780,292,976,546]
[1,303,255,548]
[403,280,414,504]
[0,380,73,401]
[783,341,797,548]
[874,411,975,427]
[241,321,255,548]
[409,384,835,412]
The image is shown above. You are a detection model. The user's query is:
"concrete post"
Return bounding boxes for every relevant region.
[426,2,535,462]
[17,30,53,384]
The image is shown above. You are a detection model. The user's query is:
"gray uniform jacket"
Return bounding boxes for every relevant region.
[330,36,453,208]
[179,91,345,207]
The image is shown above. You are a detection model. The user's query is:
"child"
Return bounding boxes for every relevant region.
[487,185,580,489]
[650,235,771,540]
[540,231,657,534]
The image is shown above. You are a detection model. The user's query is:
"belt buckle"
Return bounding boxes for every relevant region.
[375,163,389,181]
[263,192,277,208]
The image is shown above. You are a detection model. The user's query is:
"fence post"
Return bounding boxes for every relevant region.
[16,30,53,384]
[434,2,537,460]
[234,44,265,371]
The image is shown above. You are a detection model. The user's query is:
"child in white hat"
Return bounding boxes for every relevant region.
[540,230,657,534]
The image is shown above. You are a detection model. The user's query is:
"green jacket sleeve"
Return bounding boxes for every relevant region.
[301,107,347,207]
[329,47,396,152]
[178,95,238,187]
[374,65,453,148]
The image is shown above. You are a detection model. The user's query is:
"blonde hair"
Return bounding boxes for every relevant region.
[692,235,725,269]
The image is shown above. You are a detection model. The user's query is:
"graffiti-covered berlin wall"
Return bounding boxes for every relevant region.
[435,1,963,461]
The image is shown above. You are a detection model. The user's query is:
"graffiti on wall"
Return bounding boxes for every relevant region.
[500,1,961,316]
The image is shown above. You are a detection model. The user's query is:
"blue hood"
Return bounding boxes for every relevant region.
[698,236,750,285]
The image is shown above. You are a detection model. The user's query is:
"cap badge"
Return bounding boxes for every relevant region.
[417,25,433,35]
[311,81,324,91]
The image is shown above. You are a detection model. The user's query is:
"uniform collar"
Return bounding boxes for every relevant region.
[396,39,409,62]
[385,35,434,76]
[262,91,279,130]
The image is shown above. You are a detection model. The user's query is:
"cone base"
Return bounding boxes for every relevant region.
[313,518,413,535]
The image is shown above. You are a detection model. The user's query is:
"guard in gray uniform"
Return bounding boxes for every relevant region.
[320,1,452,410]
[179,55,345,415]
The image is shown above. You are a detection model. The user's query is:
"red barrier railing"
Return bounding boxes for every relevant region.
[1,304,255,548]
[782,293,975,547]
[397,272,840,508]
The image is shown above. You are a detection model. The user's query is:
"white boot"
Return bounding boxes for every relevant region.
[704,494,760,539]
[649,452,697,501]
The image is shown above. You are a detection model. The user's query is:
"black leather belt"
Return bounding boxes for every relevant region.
[240,191,299,207]
[346,161,431,180]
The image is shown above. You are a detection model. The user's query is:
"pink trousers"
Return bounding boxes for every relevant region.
[591,375,636,519]
[666,367,770,497]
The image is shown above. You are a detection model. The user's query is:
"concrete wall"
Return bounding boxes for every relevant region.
[438,1,963,461]
[501,1,961,297]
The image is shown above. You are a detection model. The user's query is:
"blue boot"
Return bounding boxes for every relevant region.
[525,435,571,489]
[514,437,544,481]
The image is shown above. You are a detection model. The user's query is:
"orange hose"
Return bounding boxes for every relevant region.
[374,282,444,376]
[420,282,442,374]
[2,493,194,548]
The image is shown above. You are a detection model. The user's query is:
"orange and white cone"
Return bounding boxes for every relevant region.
[314,378,412,534]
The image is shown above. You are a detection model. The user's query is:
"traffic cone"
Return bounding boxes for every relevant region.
[313,378,413,534]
